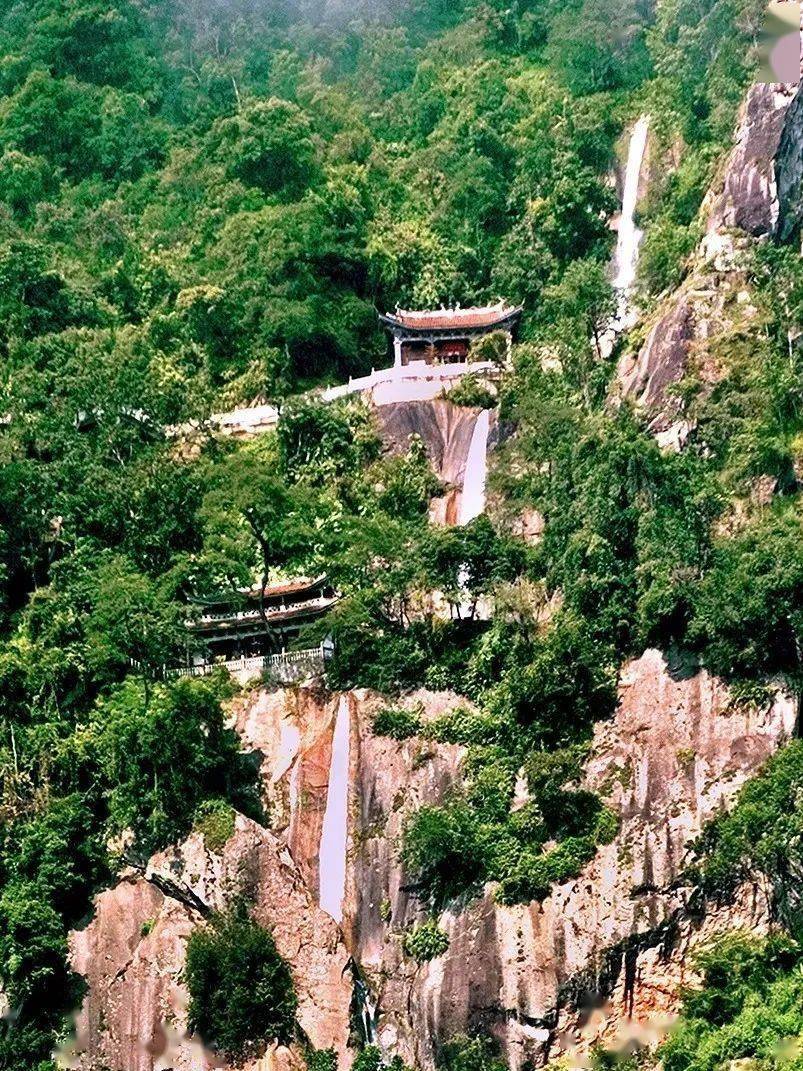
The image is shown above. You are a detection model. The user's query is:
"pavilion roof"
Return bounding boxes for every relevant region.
[195,575,327,608]
[380,301,522,333]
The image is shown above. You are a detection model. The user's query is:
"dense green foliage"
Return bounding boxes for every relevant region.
[401,743,617,906]
[689,741,803,926]
[657,932,803,1071]
[0,673,259,1069]
[402,918,450,962]
[0,0,795,1064]
[185,904,298,1059]
[437,1034,509,1071]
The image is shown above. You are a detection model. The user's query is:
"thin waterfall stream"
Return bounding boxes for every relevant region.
[601,114,649,356]
[459,409,490,525]
[319,694,350,923]
[457,409,491,613]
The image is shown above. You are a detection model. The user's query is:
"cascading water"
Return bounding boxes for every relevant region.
[613,114,650,300]
[456,409,491,615]
[319,694,350,923]
[601,115,649,356]
[459,409,491,525]
[347,959,379,1046]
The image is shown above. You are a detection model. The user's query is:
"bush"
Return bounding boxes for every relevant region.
[469,330,509,367]
[185,905,297,1060]
[372,704,423,740]
[444,375,498,409]
[402,800,487,907]
[689,741,803,921]
[307,1048,338,1071]
[438,1033,507,1071]
[194,799,236,854]
[90,676,262,855]
[687,512,803,681]
[402,919,450,962]
[353,1046,409,1071]
[659,932,803,1071]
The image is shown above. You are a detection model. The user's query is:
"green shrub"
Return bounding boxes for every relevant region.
[306,1048,338,1071]
[658,932,803,1071]
[438,1033,507,1071]
[444,375,498,410]
[469,331,509,367]
[352,1046,409,1071]
[689,741,803,920]
[402,919,450,962]
[194,799,236,854]
[495,836,599,904]
[372,704,423,740]
[424,707,506,746]
[185,905,297,1060]
[402,800,486,907]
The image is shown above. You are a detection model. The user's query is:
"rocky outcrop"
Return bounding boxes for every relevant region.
[353,651,795,1069]
[777,83,803,242]
[376,399,495,486]
[705,83,800,243]
[71,655,797,1071]
[375,399,497,524]
[615,82,803,440]
[615,296,694,433]
[69,816,353,1071]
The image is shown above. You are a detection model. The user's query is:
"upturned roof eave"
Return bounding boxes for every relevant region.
[378,305,523,333]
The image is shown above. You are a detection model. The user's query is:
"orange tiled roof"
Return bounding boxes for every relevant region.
[244,576,325,599]
[381,302,522,332]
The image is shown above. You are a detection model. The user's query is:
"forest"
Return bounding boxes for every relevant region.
[0,0,802,1068]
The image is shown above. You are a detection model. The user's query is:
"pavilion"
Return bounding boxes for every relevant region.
[185,575,337,666]
[379,301,523,367]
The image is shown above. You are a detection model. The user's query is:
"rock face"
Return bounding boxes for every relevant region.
[375,399,498,525]
[615,297,694,431]
[615,83,803,439]
[705,83,800,242]
[71,654,797,1071]
[69,816,353,1071]
[777,84,803,241]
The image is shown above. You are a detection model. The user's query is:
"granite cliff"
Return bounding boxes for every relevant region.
[614,82,803,447]
[68,655,797,1071]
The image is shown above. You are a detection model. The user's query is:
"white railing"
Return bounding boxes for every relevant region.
[174,359,498,439]
[168,643,332,680]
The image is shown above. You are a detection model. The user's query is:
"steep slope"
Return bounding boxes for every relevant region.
[614,82,803,448]
[69,657,796,1070]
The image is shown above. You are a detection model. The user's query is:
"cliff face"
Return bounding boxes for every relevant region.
[69,816,353,1071]
[614,82,803,444]
[374,399,497,525]
[69,654,797,1071]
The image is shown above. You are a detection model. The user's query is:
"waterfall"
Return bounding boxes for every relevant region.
[601,115,649,357]
[319,694,350,923]
[613,114,649,299]
[459,409,491,525]
[349,960,378,1045]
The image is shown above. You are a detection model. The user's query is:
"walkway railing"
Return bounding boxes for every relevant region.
[129,643,334,683]
[170,643,332,681]
[171,359,498,438]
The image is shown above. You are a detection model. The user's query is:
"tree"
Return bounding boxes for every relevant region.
[199,439,318,625]
[543,258,616,403]
[210,98,320,199]
[88,675,261,855]
[547,0,649,95]
[185,904,297,1060]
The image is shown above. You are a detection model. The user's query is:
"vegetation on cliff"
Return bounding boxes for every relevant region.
[0,0,799,1066]
[185,902,298,1059]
